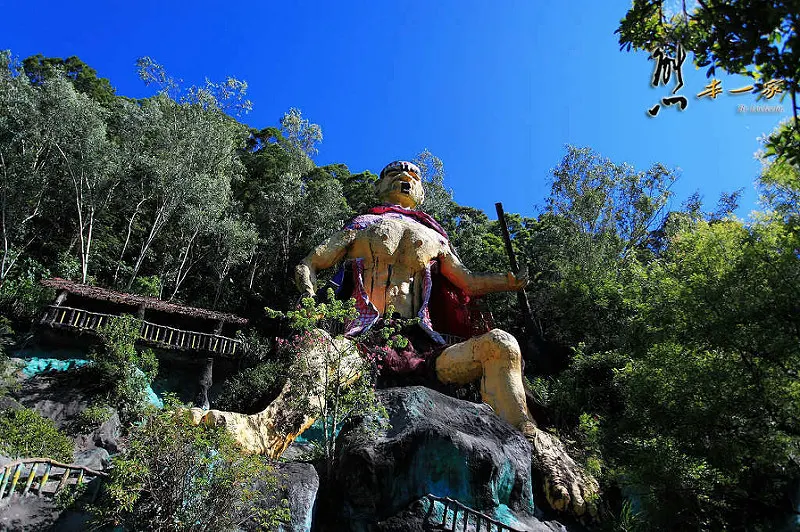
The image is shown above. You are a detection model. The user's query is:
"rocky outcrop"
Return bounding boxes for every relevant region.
[321,386,567,531]
[247,461,319,532]
[8,358,121,455]
[276,462,319,532]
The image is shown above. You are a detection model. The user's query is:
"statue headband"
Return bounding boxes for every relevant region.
[379,161,421,180]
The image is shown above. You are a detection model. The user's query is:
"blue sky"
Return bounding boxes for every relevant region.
[2,0,792,219]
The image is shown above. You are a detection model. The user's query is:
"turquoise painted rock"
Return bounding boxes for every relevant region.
[326,386,566,531]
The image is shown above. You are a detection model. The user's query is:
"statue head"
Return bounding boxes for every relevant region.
[376,160,425,209]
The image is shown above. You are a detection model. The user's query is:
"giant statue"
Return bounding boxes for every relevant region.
[192,161,598,519]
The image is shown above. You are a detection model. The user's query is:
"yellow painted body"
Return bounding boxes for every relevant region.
[194,169,531,458]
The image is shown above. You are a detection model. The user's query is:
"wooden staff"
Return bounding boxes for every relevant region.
[495,202,539,364]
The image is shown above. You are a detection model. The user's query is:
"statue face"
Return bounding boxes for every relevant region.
[375,168,425,209]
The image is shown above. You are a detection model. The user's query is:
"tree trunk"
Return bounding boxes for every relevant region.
[127,208,167,290]
[169,226,201,300]
[113,198,147,285]
[80,205,95,284]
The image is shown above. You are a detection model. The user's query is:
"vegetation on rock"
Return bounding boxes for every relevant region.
[90,397,288,531]
[86,315,158,424]
[0,407,74,462]
[266,291,388,478]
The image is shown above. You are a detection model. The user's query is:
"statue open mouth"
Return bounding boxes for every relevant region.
[400,182,411,194]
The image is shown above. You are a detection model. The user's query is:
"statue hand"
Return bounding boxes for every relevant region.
[508,265,529,290]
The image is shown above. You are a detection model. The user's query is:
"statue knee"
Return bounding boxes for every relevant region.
[482,328,522,364]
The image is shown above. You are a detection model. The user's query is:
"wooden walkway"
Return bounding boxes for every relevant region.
[41,305,241,357]
[0,458,106,503]
[422,494,524,532]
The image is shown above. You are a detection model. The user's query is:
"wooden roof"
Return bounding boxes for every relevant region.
[41,278,248,325]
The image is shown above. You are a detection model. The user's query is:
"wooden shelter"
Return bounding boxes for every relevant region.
[39,278,250,409]
[40,278,247,356]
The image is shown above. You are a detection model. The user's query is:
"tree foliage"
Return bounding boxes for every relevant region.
[88,315,158,424]
[0,407,74,462]
[90,399,288,531]
[266,291,387,478]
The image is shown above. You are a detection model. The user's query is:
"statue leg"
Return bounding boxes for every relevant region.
[190,330,361,459]
[435,328,529,428]
[190,380,317,458]
[435,329,599,521]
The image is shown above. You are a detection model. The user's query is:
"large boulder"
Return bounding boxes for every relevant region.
[276,462,319,532]
[248,461,319,532]
[10,362,121,455]
[325,386,566,532]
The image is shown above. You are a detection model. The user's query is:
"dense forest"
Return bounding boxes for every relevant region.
[1,1,799,529]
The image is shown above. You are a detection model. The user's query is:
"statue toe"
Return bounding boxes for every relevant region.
[521,422,602,522]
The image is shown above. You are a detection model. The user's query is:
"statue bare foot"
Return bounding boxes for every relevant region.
[520,421,601,522]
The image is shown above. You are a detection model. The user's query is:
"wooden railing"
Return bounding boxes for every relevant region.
[0,458,107,503]
[422,494,524,532]
[41,305,241,357]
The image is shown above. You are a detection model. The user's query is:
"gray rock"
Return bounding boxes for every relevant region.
[281,440,317,462]
[326,386,565,532]
[73,448,110,471]
[247,461,319,532]
[15,373,90,429]
[276,462,319,532]
[0,497,59,531]
[0,396,23,412]
[0,495,94,532]
[89,411,121,454]
[13,372,121,454]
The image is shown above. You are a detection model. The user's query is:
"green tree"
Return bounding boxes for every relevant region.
[91,399,288,531]
[47,76,119,283]
[208,214,259,308]
[0,53,62,282]
[759,147,800,221]
[414,148,456,224]
[545,173,800,529]
[279,107,322,162]
[524,146,676,356]
[22,54,117,107]
[0,54,120,284]
[122,92,246,290]
[618,217,798,529]
[236,117,351,309]
[89,315,158,423]
[266,293,386,478]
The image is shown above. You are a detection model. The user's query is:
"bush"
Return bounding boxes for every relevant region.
[90,397,289,531]
[0,407,74,462]
[130,275,162,298]
[266,292,387,478]
[0,316,17,397]
[216,360,287,414]
[217,332,287,414]
[89,314,158,423]
[0,258,54,320]
[75,403,114,433]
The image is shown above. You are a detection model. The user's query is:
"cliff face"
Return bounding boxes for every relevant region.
[1,355,572,532]
[309,386,569,532]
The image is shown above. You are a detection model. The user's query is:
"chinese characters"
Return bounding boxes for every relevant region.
[645,43,786,116]
[647,44,688,116]
[697,79,785,100]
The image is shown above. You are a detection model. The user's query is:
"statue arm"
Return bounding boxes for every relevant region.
[438,245,528,297]
[295,229,357,297]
